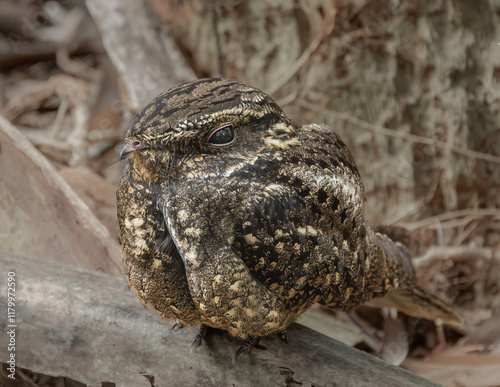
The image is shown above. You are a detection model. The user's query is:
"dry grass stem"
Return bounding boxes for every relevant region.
[298,100,500,165]
[414,246,500,269]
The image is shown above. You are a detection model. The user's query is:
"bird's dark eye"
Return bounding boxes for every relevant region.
[207,124,235,146]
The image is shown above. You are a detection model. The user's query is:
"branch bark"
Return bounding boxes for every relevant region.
[0,251,439,387]
[85,0,196,111]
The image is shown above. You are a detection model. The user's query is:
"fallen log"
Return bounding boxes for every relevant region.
[0,251,439,386]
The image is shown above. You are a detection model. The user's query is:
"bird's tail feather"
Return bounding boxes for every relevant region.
[370,232,462,324]
[367,286,462,324]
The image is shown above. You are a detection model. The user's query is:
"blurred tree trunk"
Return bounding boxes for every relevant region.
[151,0,500,225]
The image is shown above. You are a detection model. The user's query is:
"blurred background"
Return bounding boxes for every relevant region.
[0,0,499,385]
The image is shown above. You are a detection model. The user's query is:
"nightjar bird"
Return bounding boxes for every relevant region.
[117,78,460,349]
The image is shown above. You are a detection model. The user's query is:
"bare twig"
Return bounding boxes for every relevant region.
[400,208,500,231]
[298,100,500,165]
[453,219,484,246]
[1,74,91,166]
[345,312,384,353]
[15,368,39,387]
[382,199,425,225]
[414,245,500,268]
[49,96,69,137]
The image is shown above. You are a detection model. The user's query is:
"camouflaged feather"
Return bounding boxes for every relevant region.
[117,78,459,341]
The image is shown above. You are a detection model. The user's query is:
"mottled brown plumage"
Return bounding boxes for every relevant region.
[117,78,459,347]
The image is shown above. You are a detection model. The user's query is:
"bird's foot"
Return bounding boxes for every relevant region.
[278,329,288,343]
[189,324,209,354]
[233,336,266,363]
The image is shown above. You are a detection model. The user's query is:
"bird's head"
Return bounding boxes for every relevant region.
[120,78,299,183]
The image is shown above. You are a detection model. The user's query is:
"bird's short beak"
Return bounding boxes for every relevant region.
[120,142,144,160]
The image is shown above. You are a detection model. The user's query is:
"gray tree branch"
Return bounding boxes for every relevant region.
[85,0,196,111]
[0,251,438,387]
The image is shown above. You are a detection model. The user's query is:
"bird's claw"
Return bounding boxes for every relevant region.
[172,320,185,331]
[233,337,265,363]
[189,324,208,354]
